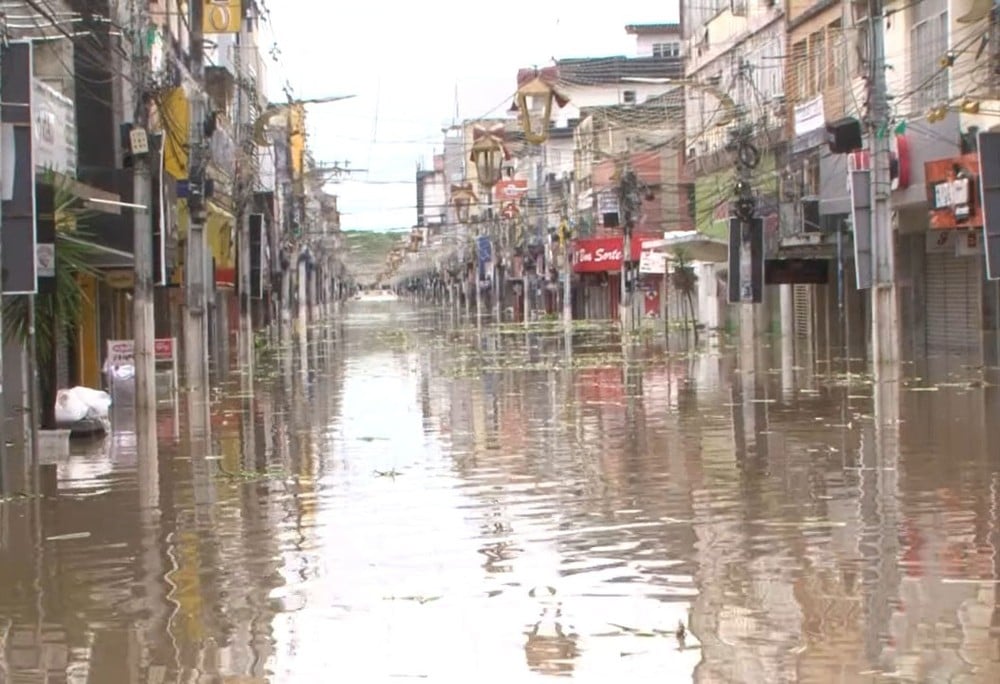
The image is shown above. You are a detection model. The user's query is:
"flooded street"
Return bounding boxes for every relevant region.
[3,302,1000,682]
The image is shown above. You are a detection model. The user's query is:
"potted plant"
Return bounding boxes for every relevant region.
[3,172,103,430]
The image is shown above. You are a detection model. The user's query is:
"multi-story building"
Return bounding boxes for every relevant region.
[776,2,1000,370]
[1,0,339,443]
[682,1,786,334]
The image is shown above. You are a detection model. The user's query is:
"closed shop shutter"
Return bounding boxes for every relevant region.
[926,252,982,356]
[793,284,813,341]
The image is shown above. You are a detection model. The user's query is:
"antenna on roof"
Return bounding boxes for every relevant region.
[453,81,460,124]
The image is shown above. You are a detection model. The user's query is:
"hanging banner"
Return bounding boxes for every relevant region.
[249,213,264,298]
[1,40,38,294]
[203,0,242,34]
[978,131,1000,280]
[849,168,873,289]
[727,217,763,304]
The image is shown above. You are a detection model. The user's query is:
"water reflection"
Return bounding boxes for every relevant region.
[0,303,999,681]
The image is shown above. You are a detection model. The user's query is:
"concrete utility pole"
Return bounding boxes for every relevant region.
[131,6,157,422]
[561,215,572,327]
[868,0,899,369]
[233,25,254,374]
[185,0,209,396]
[618,164,639,332]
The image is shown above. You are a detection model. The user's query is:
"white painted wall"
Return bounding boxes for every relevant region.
[684,10,785,157]
[635,34,682,58]
[423,174,447,225]
[554,82,672,127]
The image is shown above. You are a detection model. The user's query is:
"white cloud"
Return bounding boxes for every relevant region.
[263,0,680,232]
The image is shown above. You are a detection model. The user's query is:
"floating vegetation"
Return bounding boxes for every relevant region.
[215,462,289,483]
[383,595,440,604]
[0,491,45,504]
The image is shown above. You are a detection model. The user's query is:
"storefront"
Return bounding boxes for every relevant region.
[572,234,662,321]
[923,153,988,360]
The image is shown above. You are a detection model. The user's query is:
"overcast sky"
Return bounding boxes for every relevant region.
[261,1,680,233]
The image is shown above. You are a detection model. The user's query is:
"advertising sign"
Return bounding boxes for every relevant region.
[1,41,38,294]
[32,78,76,176]
[727,217,763,304]
[203,0,242,34]
[978,131,1000,280]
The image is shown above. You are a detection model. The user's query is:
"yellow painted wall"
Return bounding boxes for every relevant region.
[76,274,100,388]
[289,104,305,180]
[206,202,236,271]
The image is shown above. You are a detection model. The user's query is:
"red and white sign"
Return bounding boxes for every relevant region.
[573,236,658,273]
[494,179,528,203]
[154,338,174,360]
[845,133,912,192]
[106,337,177,365]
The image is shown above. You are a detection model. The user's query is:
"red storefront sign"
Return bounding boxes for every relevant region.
[573,236,657,273]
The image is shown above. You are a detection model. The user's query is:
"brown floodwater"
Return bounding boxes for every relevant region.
[2,303,1000,682]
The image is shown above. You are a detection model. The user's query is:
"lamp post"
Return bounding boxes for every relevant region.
[512,68,568,145]
[470,124,508,323]
[511,67,569,324]
[451,183,477,320]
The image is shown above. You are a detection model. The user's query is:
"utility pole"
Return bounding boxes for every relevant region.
[868,0,899,369]
[233,24,254,373]
[131,6,156,423]
[559,199,572,328]
[618,164,639,332]
[185,0,209,398]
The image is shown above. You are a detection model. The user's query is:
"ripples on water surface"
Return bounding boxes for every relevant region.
[2,302,1000,682]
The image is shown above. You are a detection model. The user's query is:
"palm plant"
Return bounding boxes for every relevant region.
[671,247,699,343]
[3,172,103,428]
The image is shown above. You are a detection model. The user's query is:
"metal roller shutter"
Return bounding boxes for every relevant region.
[926,252,982,357]
[793,284,813,341]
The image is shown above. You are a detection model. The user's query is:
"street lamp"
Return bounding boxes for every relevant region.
[511,67,568,144]
[470,124,508,189]
[451,183,477,224]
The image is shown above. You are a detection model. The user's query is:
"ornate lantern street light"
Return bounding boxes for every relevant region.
[470,124,508,190]
[450,183,477,224]
[511,67,569,145]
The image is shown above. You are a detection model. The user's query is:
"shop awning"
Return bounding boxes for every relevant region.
[60,234,134,269]
[643,230,729,263]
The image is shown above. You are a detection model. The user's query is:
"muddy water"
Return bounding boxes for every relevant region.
[2,303,1000,682]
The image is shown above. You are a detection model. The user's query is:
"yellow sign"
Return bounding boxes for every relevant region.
[203,0,242,34]
[105,270,135,290]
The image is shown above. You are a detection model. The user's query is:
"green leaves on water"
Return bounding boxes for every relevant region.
[215,463,289,483]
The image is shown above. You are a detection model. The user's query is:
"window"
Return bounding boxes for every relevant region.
[652,42,680,58]
[623,90,637,104]
[810,30,826,94]
[792,40,809,100]
[827,20,842,88]
[910,0,949,111]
